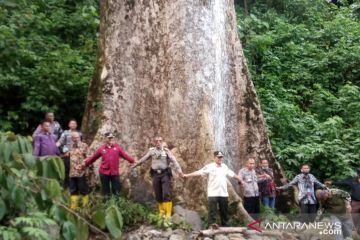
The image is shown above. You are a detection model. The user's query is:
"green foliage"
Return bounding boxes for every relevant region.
[91,209,106,230]
[112,197,150,226]
[66,212,90,240]
[62,221,76,240]
[109,197,190,230]
[237,0,360,181]
[0,132,64,238]
[260,205,289,223]
[14,212,56,240]
[0,226,21,240]
[0,132,160,239]
[0,0,99,133]
[146,213,173,229]
[105,205,123,239]
[0,132,63,215]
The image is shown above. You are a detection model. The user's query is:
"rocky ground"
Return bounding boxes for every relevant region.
[123,205,360,240]
[124,226,360,240]
[124,226,299,240]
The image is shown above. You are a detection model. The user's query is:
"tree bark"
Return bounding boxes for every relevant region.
[82,0,287,220]
[244,0,249,15]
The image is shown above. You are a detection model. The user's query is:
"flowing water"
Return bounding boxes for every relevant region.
[210,0,232,167]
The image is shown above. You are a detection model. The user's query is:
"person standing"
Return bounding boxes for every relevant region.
[77,132,135,200]
[33,112,63,140]
[68,132,90,209]
[33,120,60,157]
[238,158,266,220]
[277,164,327,223]
[133,136,183,219]
[256,159,276,209]
[57,119,82,188]
[333,168,360,233]
[183,151,242,227]
[56,119,82,151]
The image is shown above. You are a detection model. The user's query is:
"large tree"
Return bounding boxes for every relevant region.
[82,0,286,221]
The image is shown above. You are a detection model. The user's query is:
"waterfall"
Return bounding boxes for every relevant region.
[211,0,231,167]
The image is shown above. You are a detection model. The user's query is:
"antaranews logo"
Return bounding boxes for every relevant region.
[247,219,262,232]
[247,219,342,235]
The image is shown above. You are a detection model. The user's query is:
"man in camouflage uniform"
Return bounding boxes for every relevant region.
[133,136,183,218]
[316,188,353,240]
[69,132,90,209]
[334,168,360,234]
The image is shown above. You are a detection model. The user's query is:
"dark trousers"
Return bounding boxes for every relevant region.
[69,176,89,195]
[351,200,360,231]
[300,203,317,223]
[244,196,260,220]
[330,215,353,240]
[208,197,229,227]
[152,173,171,202]
[63,156,70,188]
[100,174,121,199]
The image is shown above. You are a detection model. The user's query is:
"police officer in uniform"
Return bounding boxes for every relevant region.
[133,136,183,218]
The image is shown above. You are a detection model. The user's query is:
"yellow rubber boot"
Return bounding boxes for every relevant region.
[164,201,173,219]
[158,203,165,217]
[82,195,89,208]
[70,195,79,209]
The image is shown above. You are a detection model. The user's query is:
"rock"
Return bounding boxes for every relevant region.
[261,230,287,240]
[173,205,203,231]
[188,232,201,240]
[43,223,60,240]
[228,233,246,240]
[173,229,186,236]
[214,234,230,240]
[283,232,297,239]
[123,224,305,240]
[242,232,265,240]
[128,233,142,240]
[172,213,184,225]
[169,234,186,240]
[353,231,360,240]
[145,229,163,237]
[169,229,187,240]
[162,228,174,238]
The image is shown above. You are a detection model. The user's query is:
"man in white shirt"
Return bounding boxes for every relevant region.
[183,151,241,227]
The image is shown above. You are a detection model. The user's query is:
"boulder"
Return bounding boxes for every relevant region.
[173,205,203,231]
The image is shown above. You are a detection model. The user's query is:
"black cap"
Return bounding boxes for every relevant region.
[104,132,114,138]
[214,151,224,157]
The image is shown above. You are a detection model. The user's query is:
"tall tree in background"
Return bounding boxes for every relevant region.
[82,0,285,220]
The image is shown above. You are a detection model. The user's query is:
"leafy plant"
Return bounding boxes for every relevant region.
[0,132,160,239]
[0,0,99,134]
[237,0,360,182]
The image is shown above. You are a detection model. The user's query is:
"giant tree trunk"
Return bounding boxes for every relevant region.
[82,0,287,222]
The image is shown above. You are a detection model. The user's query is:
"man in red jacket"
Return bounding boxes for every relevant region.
[77,132,135,199]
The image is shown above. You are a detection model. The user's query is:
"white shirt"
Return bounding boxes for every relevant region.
[198,162,235,197]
